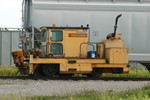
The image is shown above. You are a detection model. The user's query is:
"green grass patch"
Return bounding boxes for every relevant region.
[56,85,150,100]
[0,81,13,85]
[0,66,21,76]
[1,84,150,100]
[102,67,150,78]
[74,67,150,78]
[0,66,150,78]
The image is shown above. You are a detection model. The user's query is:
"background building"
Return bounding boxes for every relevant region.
[0,29,22,66]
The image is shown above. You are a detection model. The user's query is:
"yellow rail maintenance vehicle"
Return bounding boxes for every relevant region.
[11,14,129,77]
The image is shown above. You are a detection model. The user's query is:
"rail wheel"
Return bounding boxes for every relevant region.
[34,66,45,76]
[91,68,103,77]
[42,65,59,77]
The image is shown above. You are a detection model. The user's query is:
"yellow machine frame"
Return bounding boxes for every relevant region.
[11,14,129,77]
[27,26,129,75]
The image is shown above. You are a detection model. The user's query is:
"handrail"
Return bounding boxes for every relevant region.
[80,42,105,58]
[80,42,96,58]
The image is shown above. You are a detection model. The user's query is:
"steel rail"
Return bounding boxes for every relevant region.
[0,76,150,81]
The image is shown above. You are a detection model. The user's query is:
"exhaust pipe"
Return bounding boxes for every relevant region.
[113,14,122,37]
[106,14,122,39]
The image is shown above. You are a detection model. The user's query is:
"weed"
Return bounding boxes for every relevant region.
[0,66,22,76]
[0,66,150,78]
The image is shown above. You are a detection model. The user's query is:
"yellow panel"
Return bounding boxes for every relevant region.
[101,39,124,48]
[59,71,91,74]
[30,54,67,64]
[47,29,88,58]
[63,29,88,58]
[67,64,80,71]
[60,63,67,71]
[106,48,128,64]
[30,58,106,64]
[29,63,34,74]
[76,59,106,64]
[80,64,92,71]
[92,64,127,68]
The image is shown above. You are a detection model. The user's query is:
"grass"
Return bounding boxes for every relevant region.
[102,67,150,78]
[57,85,150,100]
[0,66,150,78]
[73,67,150,78]
[0,81,13,85]
[1,84,150,100]
[0,66,22,76]
[0,66,150,100]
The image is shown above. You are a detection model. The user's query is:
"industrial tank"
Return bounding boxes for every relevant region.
[23,0,150,65]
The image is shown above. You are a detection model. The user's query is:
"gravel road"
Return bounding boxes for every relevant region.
[0,79,149,97]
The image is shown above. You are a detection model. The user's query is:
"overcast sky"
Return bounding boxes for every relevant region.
[0,0,22,28]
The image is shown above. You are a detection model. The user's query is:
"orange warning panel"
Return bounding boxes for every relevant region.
[68,34,87,37]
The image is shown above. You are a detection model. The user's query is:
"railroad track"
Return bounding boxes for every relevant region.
[0,76,150,81]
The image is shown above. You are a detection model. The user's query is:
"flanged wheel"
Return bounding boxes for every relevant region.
[91,68,103,77]
[42,65,59,77]
[34,66,45,76]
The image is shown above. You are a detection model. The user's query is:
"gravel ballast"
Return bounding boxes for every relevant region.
[0,79,149,97]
